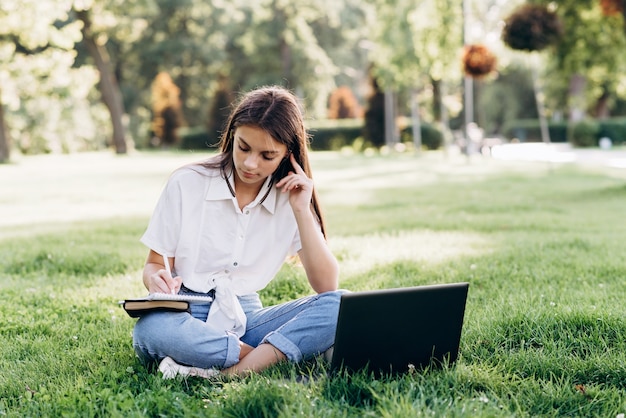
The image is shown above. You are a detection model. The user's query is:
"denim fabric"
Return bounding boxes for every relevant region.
[132,288,346,369]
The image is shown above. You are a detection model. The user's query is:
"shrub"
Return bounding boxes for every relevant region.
[151,72,185,147]
[502,117,626,146]
[598,117,626,145]
[502,119,568,143]
[178,127,220,150]
[177,120,365,151]
[307,119,364,150]
[206,74,234,143]
[400,124,444,150]
[569,120,599,147]
[328,86,362,119]
[363,71,386,148]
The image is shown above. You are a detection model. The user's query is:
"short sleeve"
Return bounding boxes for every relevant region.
[288,229,301,257]
[289,213,324,256]
[140,175,183,257]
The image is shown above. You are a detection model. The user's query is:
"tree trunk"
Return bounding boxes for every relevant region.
[568,73,587,122]
[75,8,127,154]
[532,67,551,144]
[384,90,398,148]
[431,78,442,123]
[594,85,611,119]
[280,37,292,83]
[274,3,292,84]
[623,5,626,36]
[410,88,422,152]
[0,96,9,163]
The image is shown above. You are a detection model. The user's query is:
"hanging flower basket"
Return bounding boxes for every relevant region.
[502,4,563,52]
[462,44,497,78]
[599,0,624,16]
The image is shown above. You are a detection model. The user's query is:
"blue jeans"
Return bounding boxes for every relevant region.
[132,288,346,369]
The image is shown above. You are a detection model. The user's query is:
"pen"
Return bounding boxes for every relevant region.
[162,253,176,294]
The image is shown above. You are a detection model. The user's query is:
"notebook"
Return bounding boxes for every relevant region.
[329,282,469,375]
[120,293,214,318]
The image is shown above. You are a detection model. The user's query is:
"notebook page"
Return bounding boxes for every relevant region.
[147,293,213,302]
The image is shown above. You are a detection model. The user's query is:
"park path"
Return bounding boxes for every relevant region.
[489,142,626,169]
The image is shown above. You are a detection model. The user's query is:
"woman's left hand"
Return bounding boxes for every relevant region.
[275,153,313,212]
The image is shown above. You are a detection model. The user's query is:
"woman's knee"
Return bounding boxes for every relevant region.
[313,289,349,320]
[133,312,167,343]
[132,312,186,363]
[318,289,349,307]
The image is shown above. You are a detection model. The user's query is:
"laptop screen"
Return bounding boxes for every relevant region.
[330,282,469,375]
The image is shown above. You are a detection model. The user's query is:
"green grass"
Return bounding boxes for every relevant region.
[1,151,626,417]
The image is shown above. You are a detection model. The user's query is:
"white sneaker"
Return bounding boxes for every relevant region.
[159,356,220,380]
[323,346,334,362]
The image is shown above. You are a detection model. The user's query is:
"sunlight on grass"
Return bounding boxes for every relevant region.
[312,150,551,206]
[65,271,145,305]
[0,151,213,230]
[1,149,579,233]
[331,229,491,279]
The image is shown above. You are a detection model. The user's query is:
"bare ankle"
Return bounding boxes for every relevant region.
[223,343,287,376]
[239,341,254,360]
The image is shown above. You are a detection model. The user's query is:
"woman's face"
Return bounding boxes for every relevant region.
[232,125,288,189]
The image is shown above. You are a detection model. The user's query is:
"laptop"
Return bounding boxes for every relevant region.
[329,282,469,375]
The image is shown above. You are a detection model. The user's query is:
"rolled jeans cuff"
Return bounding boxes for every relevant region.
[263,331,302,363]
[223,330,243,368]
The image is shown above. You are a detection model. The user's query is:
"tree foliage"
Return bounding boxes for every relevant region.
[531,0,626,119]
[367,0,462,92]
[230,0,343,116]
[0,0,104,157]
[1,0,626,157]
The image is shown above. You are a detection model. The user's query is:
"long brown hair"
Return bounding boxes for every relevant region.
[201,86,328,237]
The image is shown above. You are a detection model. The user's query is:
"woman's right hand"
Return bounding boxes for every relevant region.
[143,250,182,294]
[147,268,182,294]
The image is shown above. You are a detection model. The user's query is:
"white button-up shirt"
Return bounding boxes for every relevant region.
[141,163,320,335]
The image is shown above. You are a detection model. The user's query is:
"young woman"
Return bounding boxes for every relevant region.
[132,86,344,378]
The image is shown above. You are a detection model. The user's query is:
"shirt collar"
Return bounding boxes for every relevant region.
[205,170,236,201]
[205,170,277,214]
[258,177,277,214]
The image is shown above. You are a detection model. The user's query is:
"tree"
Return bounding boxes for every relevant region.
[125,0,231,128]
[328,86,361,119]
[0,89,9,163]
[0,0,94,159]
[478,65,538,136]
[366,0,463,149]
[230,0,341,116]
[599,0,626,34]
[406,0,464,124]
[363,70,386,148]
[1,0,378,155]
[205,73,234,146]
[532,0,626,121]
[502,3,563,143]
[74,6,128,154]
[150,72,184,147]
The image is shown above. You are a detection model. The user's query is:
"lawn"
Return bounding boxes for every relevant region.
[1,150,625,417]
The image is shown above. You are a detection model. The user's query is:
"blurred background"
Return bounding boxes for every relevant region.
[1,0,625,162]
